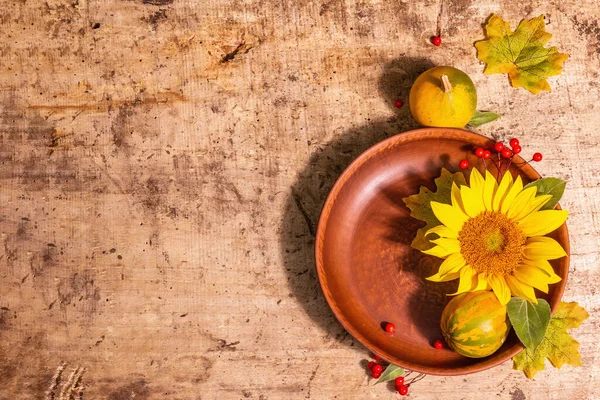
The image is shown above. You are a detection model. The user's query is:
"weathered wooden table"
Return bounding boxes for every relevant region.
[1,1,599,399]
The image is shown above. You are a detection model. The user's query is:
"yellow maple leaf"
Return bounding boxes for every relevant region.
[512,301,589,379]
[475,14,569,94]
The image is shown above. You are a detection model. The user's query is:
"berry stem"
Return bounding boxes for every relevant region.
[496,155,501,182]
[440,75,452,93]
[487,156,501,172]
[505,158,513,179]
[497,151,505,182]
[406,373,427,385]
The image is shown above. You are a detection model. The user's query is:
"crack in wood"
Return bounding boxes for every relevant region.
[306,364,320,399]
[436,0,445,35]
[142,0,174,5]
[292,191,315,237]
[220,41,246,63]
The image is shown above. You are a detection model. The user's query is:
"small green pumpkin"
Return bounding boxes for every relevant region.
[409,66,477,128]
[440,291,512,358]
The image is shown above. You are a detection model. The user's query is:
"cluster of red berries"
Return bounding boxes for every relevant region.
[367,355,384,379]
[395,376,409,396]
[366,356,411,396]
[364,336,442,396]
[459,137,543,170]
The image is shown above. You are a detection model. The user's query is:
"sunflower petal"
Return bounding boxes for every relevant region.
[473,273,490,291]
[437,252,467,276]
[492,172,513,211]
[511,194,553,222]
[422,245,453,258]
[451,182,465,213]
[505,274,538,303]
[512,194,552,222]
[469,168,485,196]
[500,175,523,213]
[483,170,498,211]
[448,265,477,296]
[427,253,466,282]
[426,270,460,282]
[425,225,458,239]
[521,258,562,283]
[514,266,551,293]
[523,237,567,260]
[518,210,568,237]
[430,201,468,233]
[431,237,461,253]
[506,186,537,220]
[460,186,485,218]
[546,272,562,284]
[488,274,512,305]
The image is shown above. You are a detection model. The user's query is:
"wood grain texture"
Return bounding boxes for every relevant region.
[0,0,598,399]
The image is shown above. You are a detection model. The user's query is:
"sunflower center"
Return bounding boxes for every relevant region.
[486,229,505,252]
[458,211,526,275]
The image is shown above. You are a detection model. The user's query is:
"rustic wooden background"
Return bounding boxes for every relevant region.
[1,0,599,399]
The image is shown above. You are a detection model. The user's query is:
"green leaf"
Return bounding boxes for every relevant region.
[402,168,466,251]
[468,110,501,127]
[513,301,589,379]
[524,177,567,210]
[375,364,404,384]
[507,297,551,351]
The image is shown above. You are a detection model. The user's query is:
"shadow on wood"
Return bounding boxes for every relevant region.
[279,56,434,347]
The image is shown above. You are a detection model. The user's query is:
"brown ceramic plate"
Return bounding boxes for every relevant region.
[315,128,569,375]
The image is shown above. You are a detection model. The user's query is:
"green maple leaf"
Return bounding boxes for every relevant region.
[475,14,569,94]
[402,168,466,251]
[512,301,589,379]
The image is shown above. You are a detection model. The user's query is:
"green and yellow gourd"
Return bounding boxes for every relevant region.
[409,66,477,128]
[440,291,511,358]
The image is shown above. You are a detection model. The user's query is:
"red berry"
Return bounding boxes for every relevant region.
[494,142,504,152]
[373,354,381,361]
[433,339,444,349]
[482,150,492,159]
[509,138,520,148]
[512,145,522,154]
[394,377,405,386]
[393,99,404,108]
[501,148,512,159]
[385,323,395,334]
[431,36,442,46]
[372,370,381,379]
[533,152,543,162]
[372,364,383,375]
[459,159,469,169]
[367,361,376,370]
[398,384,409,396]
[474,147,485,157]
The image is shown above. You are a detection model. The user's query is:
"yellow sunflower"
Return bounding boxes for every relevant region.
[423,169,568,305]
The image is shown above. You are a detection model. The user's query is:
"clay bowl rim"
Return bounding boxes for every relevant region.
[314,127,570,376]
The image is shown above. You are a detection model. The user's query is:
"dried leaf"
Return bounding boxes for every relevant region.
[475,14,569,94]
[402,168,466,251]
[512,301,589,379]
